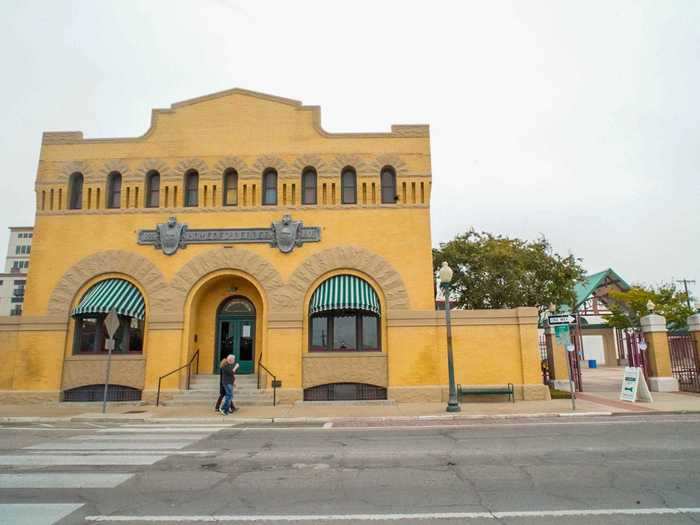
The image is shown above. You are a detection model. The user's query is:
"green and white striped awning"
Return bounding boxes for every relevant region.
[310,275,380,316]
[72,279,145,320]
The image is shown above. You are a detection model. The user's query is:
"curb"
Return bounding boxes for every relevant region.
[1,410,697,425]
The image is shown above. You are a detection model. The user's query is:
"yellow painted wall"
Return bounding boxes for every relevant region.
[0,88,548,403]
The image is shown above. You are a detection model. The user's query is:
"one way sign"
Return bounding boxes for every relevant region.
[548,314,576,325]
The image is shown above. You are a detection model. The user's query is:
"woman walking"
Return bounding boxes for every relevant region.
[219,354,239,415]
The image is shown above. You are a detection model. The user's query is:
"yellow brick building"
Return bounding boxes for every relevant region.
[0,89,548,404]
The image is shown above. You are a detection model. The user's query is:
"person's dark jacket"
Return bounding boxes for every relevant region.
[221,362,236,385]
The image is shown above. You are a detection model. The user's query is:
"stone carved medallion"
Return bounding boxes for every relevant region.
[156,217,187,255]
[272,215,301,254]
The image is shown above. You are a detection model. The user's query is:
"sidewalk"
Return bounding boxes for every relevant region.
[1,390,699,423]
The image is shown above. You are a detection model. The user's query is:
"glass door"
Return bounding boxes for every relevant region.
[216,318,255,374]
[236,319,254,374]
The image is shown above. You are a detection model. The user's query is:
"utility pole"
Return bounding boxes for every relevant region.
[676,279,696,310]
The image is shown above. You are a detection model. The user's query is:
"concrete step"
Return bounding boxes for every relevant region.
[174,391,272,399]
[163,398,274,406]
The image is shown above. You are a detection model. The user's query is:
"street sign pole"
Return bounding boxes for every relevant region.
[566,343,577,411]
[102,309,120,414]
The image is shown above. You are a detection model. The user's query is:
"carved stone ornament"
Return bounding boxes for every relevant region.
[272,214,301,253]
[138,215,320,256]
[156,217,188,255]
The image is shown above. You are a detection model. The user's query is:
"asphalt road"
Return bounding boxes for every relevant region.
[1,414,700,524]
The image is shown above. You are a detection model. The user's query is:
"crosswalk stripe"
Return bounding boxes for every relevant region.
[97,428,224,433]
[0,473,133,488]
[68,434,210,441]
[0,503,83,525]
[0,454,166,466]
[27,441,195,450]
[25,450,214,456]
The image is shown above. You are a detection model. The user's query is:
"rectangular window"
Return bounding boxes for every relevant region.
[362,316,379,351]
[74,314,144,354]
[332,315,357,351]
[310,316,329,351]
[15,246,20,255]
[77,316,101,353]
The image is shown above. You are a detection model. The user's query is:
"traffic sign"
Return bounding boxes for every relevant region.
[554,324,570,346]
[548,314,576,325]
[104,309,120,339]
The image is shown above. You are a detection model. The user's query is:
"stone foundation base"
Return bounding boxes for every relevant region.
[274,388,303,405]
[648,376,679,392]
[142,389,178,405]
[389,384,550,402]
[552,379,574,392]
[0,390,61,403]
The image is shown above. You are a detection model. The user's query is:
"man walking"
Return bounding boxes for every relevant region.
[219,354,239,415]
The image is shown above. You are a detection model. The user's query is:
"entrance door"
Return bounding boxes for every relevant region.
[216,296,256,374]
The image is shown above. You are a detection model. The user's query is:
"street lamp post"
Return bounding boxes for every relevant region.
[439,262,461,413]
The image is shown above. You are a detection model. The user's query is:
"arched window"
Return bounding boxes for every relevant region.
[71,278,145,354]
[219,296,255,315]
[107,172,122,209]
[69,172,83,210]
[223,168,238,206]
[380,166,397,204]
[341,167,357,204]
[309,275,381,352]
[262,169,277,205]
[184,170,199,207]
[146,171,160,208]
[301,167,317,205]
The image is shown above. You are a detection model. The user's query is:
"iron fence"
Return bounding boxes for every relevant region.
[669,334,700,393]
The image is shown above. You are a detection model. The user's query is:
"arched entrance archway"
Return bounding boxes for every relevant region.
[216,296,256,374]
[183,271,265,376]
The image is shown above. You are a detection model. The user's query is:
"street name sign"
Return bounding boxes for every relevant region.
[548,314,576,325]
[619,366,653,403]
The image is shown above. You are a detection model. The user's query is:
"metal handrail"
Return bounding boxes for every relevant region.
[256,353,278,406]
[155,349,199,407]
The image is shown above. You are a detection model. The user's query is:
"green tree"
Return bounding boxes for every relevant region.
[606,284,694,330]
[433,229,585,311]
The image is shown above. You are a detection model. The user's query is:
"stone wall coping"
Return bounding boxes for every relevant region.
[302,352,386,359]
[387,307,538,326]
[64,354,145,362]
[687,313,700,332]
[640,313,667,333]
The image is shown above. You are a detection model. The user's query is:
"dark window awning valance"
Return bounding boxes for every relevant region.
[72,279,145,320]
[310,275,380,316]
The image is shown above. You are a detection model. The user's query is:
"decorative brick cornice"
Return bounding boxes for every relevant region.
[133,159,172,182]
[291,154,327,178]
[99,159,130,181]
[167,247,287,319]
[286,245,410,312]
[46,251,168,318]
[252,155,289,178]
[60,160,94,182]
[212,156,251,180]
[174,158,209,180]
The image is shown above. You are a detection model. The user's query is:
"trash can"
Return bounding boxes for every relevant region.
[588,359,597,369]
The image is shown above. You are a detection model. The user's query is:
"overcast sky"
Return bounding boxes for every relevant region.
[1,0,698,293]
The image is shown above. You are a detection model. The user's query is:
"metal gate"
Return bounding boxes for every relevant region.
[615,328,650,379]
[669,334,700,393]
[539,334,552,385]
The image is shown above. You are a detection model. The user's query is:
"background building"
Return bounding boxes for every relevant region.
[0,227,32,316]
